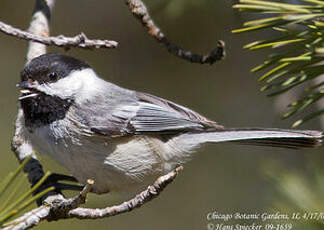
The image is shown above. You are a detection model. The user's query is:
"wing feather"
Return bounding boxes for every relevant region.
[129,102,205,133]
[89,91,223,137]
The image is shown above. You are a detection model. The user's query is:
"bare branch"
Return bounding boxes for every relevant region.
[26,0,55,62]
[0,21,118,51]
[68,166,183,219]
[11,0,63,210]
[63,179,94,211]
[126,0,225,65]
[2,206,51,230]
[2,166,183,230]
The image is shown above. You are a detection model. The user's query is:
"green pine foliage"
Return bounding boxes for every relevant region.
[233,0,324,127]
[0,157,54,228]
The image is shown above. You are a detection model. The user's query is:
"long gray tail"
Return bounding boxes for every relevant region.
[182,128,323,149]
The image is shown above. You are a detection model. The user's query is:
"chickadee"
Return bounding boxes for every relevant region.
[17,53,323,194]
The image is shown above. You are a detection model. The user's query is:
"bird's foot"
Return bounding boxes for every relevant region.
[33,173,84,206]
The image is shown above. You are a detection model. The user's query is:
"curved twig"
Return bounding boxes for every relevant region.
[68,166,183,219]
[0,21,118,50]
[126,0,225,65]
[2,166,183,230]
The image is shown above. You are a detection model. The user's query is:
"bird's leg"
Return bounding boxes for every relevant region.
[46,173,79,183]
[33,173,84,206]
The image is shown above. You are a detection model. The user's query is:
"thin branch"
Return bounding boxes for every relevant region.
[0,21,118,51]
[11,0,63,209]
[2,206,51,230]
[63,179,94,210]
[2,166,183,230]
[68,166,183,219]
[26,0,55,62]
[125,0,225,65]
[1,178,93,229]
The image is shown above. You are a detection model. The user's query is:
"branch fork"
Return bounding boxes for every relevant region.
[126,0,225,64]
[3,167,183,229]
[0,21,118,50]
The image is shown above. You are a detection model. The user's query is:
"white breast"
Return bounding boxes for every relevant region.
[27,119,174,194]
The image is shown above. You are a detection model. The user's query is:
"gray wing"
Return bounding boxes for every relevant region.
[89,91,224,137]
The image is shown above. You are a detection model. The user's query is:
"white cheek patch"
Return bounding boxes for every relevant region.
[34,68,99,100]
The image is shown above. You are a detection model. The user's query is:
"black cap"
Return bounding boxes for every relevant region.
[21,53,90,84]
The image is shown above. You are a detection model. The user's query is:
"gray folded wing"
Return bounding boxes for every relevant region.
[120,102,205,133]
[89,91,223,137]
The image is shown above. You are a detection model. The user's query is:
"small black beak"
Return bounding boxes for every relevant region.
[17,80,39,101]
[16,80,32,89]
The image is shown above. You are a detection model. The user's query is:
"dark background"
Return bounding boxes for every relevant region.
[0,0,322,229]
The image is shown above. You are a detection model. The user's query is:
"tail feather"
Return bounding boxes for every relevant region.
[183,128,323,149]
[236,137,321,149]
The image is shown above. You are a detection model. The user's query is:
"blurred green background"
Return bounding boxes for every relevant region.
[0,0,323,229]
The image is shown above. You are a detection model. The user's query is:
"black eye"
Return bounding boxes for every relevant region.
[48,72,58,80]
